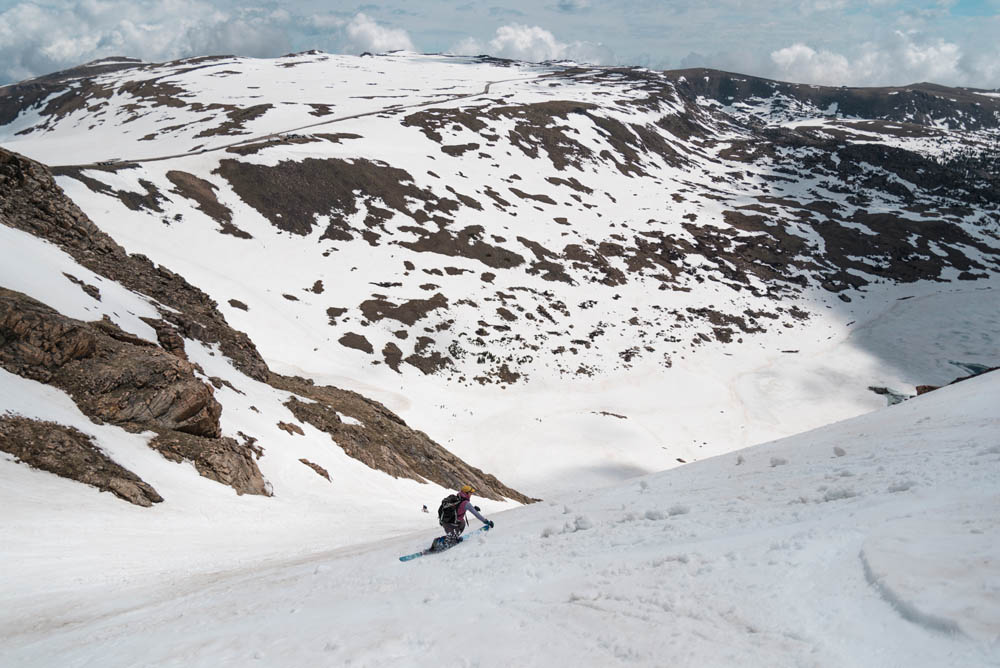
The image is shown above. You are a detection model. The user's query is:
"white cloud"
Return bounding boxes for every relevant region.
[0,1,295,83]
[770,43,851,85]
[450,24,611,64]
[768,31,995,86]
[0,3,414,84]
[344,12,413,53]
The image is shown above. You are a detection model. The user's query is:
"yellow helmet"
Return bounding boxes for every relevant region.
[460,484,475,494]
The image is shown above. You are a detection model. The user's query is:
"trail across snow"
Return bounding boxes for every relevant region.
[2,371,997,667]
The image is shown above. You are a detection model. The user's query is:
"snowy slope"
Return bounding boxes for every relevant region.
[1,50,998,667]
[3,52,995,496]
[2,369,997,667]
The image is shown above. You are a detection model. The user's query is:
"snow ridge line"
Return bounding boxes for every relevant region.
[859,548,964,637]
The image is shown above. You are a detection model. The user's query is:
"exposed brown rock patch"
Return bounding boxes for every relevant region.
[360,293,448,326]
[274,377,533,503]
[0,415,163,507]
[299,458,331,481]
[338,332,373,354]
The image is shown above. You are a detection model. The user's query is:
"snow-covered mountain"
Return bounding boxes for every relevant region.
[1,50,998,666]
[2,51,997,498]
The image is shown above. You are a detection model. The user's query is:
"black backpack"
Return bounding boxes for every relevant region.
[438,494,463,525]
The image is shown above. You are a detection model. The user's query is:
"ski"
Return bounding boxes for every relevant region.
[399,525,491,562]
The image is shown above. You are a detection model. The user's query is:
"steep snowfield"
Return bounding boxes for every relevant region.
[2,369,997,667]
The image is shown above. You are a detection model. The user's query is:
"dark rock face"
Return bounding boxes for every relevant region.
[0,287,268,498]
[0,289,222,437]
[273,374,535,504]
[149,430,270,496]
[1,148,269,381]
[0,415,163,507]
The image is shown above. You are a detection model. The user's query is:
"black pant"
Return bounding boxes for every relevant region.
[440,520,465,546]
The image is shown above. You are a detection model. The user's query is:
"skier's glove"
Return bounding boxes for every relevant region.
[486,520,495,528]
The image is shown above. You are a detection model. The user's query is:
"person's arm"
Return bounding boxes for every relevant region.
[466,502,490,525]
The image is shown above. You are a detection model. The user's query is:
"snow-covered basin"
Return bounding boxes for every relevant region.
[2,370,997,666]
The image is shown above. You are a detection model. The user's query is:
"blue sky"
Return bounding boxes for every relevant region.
[0,0,998,87]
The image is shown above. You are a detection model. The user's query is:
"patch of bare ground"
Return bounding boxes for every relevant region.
[545,176,594,194]
[307,104,335,117]
[166,170,251,238]
[518,237,574,284]
[444,185,482,210]
[273,375,534,503]
[314,132,362,142]
[406,101,598,170]
[326,307,347,325]
[509,188,556,205]
[216,157,459,240]
[338,332,373,354]
[382,342,403,372]
[53,166,166,214]
[473,363,521,385]
[405,349,453,375]
[0,415,163,507]
[359,293,448,326]
[299,458,331,481]
[225,139,284,156]
[195,103,272,137]
[278,421,304,436]
[398,223,525,270]
[441,143,480,156]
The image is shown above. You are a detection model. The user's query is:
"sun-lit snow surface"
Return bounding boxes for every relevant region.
[2,370,997,667]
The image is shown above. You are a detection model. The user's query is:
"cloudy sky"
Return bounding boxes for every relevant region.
[1,0,999,88]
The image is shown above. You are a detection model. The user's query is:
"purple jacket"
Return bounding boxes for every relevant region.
[456,492,488,525]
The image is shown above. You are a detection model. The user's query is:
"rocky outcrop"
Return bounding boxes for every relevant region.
[149,430,270,496]
[1,147,268,381]
[299,458,331,482]
[0,287,267,497]
[0,415,163,507]
[273,373,536,504]
[0,288,222,436]
[916,367,999,396]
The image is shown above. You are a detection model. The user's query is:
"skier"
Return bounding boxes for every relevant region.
[432,484,494,551]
